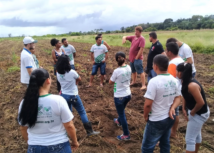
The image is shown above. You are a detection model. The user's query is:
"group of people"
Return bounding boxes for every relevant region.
[18,26,210,153]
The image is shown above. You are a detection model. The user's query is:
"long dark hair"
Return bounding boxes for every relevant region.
[115,52,126,66]
[19,69,50,128]
[56,54,71,74]
[177,63,192,90]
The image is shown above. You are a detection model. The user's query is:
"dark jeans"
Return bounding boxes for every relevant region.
[71,65,75,70]
[141,116,176,153]
[61,94,89,124]
[147,69,157,83]
[91,62,106,75]
[114,95,132,135]
[27,141,71,153]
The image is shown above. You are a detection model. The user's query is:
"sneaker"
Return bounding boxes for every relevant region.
[114,118,121,127]
[117,134,130,141]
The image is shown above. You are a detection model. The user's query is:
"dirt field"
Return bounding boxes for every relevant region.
[0,40,214,153]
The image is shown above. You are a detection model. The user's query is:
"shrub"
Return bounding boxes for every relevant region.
[7,66,20,73]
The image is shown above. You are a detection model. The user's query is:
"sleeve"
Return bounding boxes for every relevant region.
[90,45,94,52]
[184,46,192,59]
[110,70,117,82]
[126,36,134,42]
[144,80,156,100]
[72,70,79,79]
[154,44,164,54]
[104,45,108,52]
[139,37,145,48]
[23,56,34,68]
[175,80,181,97]
[71,45,76,53]
[168,64,177,78]
[60,97,74,123]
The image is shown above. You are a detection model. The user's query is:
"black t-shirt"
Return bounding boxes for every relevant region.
[182,79,208,115]
[147,41,164,70]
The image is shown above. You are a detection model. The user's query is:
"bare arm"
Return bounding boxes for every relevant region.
[73,53,76,58]
[103,41,111,51]
[76,76,81,85]
[122,36,127,44]
[105,52,108,61]
[63,120,79,151]
[144,99,153,122]
[161,51,166,56]
[62,49,66,55]
[188,83,205,116]
[109,80,114,85]
[20,126,28,142]
[169,96,181,119]
[182,96,188,121]
[91,52,95,64]
[186,57,193,64]
[52,50,57,63]
[27,68,33,76]
[135,47,144,60]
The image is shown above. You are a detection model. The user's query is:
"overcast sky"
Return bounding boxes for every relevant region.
[0,0,213,37]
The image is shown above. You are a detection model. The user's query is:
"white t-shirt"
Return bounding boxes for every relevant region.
[144,74,181,121]
[61,45,76,65]
[110,65,131,98]
[179,43,196,73]
[21,48,37,84]
[57,70,79,95]
[90,44,108,63]
[18,94,74,146]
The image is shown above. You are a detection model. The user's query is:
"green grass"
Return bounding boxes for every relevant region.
[209,87,214,94]
[210,64,214,69]
[44,49,52,55]
[7,66,20,73]
[12,52,18,63]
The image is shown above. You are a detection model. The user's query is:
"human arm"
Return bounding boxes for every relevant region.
[20,126,28,142]
[161,51,166,56]
[186,57,193,64]
[62,49,66,55]
[184,47,193,64]
[103,41,111,51]
[109,69,117,84]
[144,99,153,122]
[122,36,127,44]
[169,96,181,120]
[182,96,188,121]
[135,47,144,60]
[135,37,145,60]
[104,52,108,62]
[109,80,114,84]
[73,53,76,58]
[63,120,79,150]
[52,50,57,63]
[27,68,33,75]
[188,82,205,116]
[91,52,95,64]
[76,76,81,85]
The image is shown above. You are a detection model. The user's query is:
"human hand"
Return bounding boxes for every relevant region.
[122,37,126,44]
[144,115,148,122]
[92,61,95,65]
[190,111,195,117]
[183,109,189,121]
[71,141,79,151]
[169,108,175,120]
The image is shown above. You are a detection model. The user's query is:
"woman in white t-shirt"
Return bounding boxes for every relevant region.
[18,68,79,153]
[56,54,100,137]
[109,52,132,141]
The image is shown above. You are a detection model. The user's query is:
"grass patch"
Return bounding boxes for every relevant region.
[82,54,87,57]
[7,66,20,73]
[208,87,214,94]
[44,49,52,55]
[12,52,18,63]
[210,64,214,69]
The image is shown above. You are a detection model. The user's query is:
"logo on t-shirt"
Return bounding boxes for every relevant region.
[95,54,105,63]
[121,72,131,83]
[38,105,52,116]
[152,46,155,51]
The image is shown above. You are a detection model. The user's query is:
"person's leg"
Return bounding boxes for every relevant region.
[100,62,106,86]
[114,97,129,136]
[72,95,89,123]
[61,94,73,111]
[159,116,175,153]
[88,64,98,87]
[130,62,137,85]
[134,59,146,90]
[171,107,179,138]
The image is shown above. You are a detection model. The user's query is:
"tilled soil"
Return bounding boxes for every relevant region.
[0,40,214,153]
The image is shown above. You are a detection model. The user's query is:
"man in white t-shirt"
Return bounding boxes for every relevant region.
[166,38,196,78]
[142,54,181,153]
[21,37,38,85]
[87,36,108,87]
[61,38,76,70]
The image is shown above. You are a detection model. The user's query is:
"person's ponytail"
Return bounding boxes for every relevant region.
[19,69,49,128]
[177,63,192,90]
[115,51,126,66]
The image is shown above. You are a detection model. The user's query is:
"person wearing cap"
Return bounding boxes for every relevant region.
[146,32,166,82]
[21,37,38,85]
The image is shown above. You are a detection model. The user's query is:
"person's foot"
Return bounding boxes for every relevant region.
[86,84,92,88]
[130,82,136,86]
[170,133,177,139]
[114,118,121,127]
[117,134,130,141]
[100,83,103,87]
[140,85,147,90]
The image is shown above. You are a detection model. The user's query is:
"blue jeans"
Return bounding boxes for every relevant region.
[61,94,89,124]
[130,59,144,74]
[71,65,75,70]
[141,116,176,153]
[114,95,131,135]
[91,62,106,75]
[147,69,157,82]
[27,141,71,153]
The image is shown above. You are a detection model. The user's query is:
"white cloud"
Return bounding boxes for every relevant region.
[0,0,213,37]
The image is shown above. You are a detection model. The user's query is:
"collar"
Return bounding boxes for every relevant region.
[180,43,184,48]
[152,40,159,45]
[158,73,170,76]
[23,48,32,54]
[96,44,101,46]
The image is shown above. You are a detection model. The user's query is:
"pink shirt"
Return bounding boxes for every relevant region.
[126,36,145,63]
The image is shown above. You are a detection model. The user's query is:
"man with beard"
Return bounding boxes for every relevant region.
[21,37,38,85]
[146,32,166,82]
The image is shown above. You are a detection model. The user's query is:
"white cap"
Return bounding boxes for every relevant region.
[23,37,38,44]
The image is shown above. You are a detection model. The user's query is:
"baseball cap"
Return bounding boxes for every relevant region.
[23,37,38,44]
